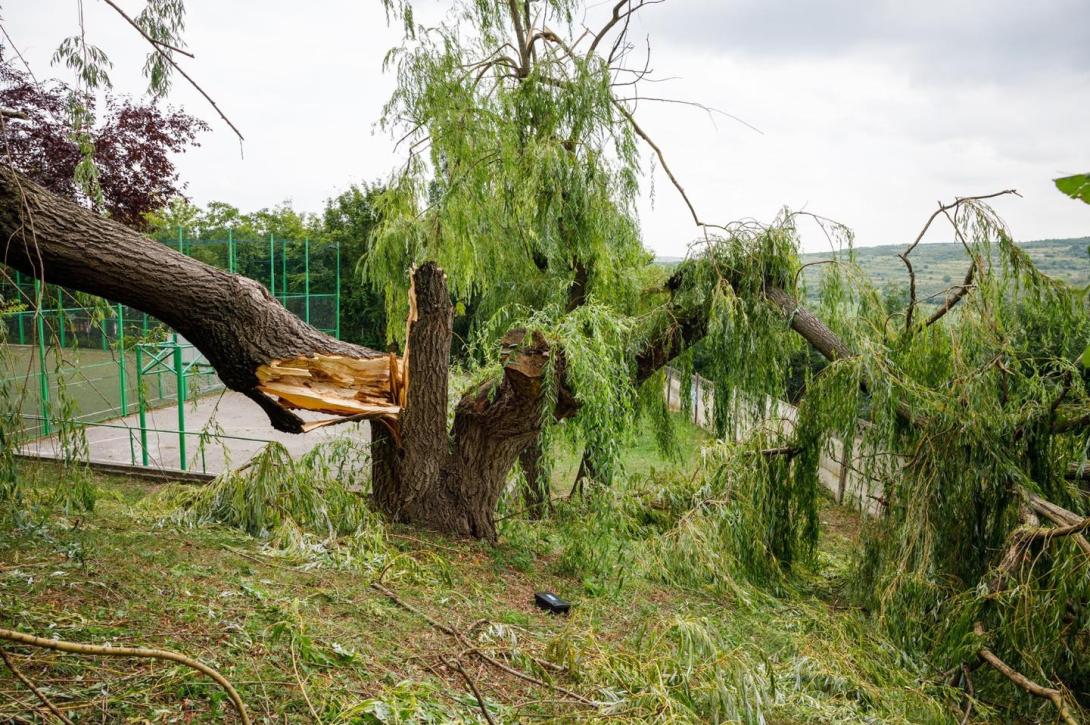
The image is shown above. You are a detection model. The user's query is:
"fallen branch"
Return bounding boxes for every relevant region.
[0,647,74,724]
[0,627,250,724]
[290,639,321,723]
[1026,493,1090,557]
[925,262,975,327]
[369,581,597,707]
[448,658,497,725]
[1065,462,1090,482]
[973,623,1078,725]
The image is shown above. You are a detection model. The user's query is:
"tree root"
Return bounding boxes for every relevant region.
[0,646,74,724]
[0,627,251,724]
[973,623,1079,725]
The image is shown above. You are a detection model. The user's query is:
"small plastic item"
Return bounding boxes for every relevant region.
[534,591,571,614]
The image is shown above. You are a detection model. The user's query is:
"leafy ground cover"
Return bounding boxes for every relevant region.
[0,417,967,723]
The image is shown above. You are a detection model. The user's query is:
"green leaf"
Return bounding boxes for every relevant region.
[1054,173,1090,205]
[1080,341,1090,368]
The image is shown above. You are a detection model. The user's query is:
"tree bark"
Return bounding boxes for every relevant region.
[518,437,549,518]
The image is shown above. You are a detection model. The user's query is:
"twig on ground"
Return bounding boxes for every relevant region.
[290,640,321,723]
[448,658,497,725]
[369,581,598,708]
[0,627,250,724]
[0,647,75,724]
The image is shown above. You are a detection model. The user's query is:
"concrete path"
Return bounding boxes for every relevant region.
[21,390,372,476]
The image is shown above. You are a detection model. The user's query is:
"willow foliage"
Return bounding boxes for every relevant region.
[371,0,647,346]
[676,202,1090,719]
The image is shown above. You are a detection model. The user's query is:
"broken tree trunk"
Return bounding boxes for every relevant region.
[0,166,583,540]
[371,266,577,540]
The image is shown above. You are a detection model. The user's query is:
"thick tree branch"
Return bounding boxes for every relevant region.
[973,623,1078,725]
[0,166,389,433]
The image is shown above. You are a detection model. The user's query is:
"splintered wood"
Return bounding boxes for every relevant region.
[258,268,422,429]
[256,354,402,420]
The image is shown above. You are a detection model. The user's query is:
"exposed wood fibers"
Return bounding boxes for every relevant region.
[255,273,421,429]
[256,354,402,419]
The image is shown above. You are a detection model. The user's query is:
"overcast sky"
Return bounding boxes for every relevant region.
[4,0,1088,255]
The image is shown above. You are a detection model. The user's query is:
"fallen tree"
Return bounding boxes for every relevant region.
[0,165,708,539]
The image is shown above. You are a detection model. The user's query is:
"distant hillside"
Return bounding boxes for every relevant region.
[800,237,1090,302]
[655,238,1090,303]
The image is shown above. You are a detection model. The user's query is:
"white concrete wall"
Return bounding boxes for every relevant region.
[664,368,886,517]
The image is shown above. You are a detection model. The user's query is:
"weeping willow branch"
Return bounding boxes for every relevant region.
[0,627,250,724]
[925,261,976,327]
[1025,493,1090,556]
[973,623,1079,725]
[1065,463,1090,482]
[900,191,1019,330]
[99,0,243,143]
[612,97,709,229]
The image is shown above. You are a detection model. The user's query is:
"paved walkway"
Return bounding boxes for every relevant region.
[21,390,372,476]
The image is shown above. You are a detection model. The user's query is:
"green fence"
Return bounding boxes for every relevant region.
[1,232,343,470]
[161,230,342,338]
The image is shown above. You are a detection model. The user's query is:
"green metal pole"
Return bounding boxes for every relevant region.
[135,345,149,466]
[56,289,66,347]
[269,234,275,294]
[173,337,187,471]
[281,238,287,305]
[228,228,236,273]
[304,237,311,324]
[34,278,50,436]
[16,270,24,345]
[335,240,341,339]
[178,225,184,255]
[117,304,128,416]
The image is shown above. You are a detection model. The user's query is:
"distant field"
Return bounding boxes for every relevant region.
[799,236,1090,303]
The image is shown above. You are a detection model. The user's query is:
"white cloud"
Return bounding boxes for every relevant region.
[4,0,1088,255]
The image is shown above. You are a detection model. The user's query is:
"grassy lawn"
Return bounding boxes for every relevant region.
[0,416,961,723]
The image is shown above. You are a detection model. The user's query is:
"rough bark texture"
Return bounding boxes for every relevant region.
[518,437,549,518]
[375,323,577,539]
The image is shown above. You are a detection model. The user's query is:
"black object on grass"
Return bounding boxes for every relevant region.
[534,591,571,614]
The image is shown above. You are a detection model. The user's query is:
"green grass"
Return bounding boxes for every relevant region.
[0,417,966,723]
